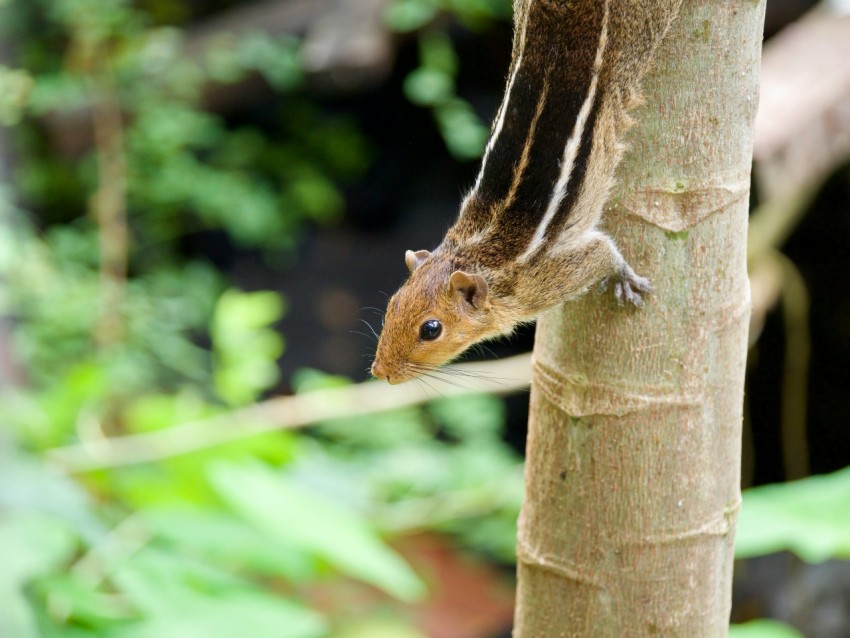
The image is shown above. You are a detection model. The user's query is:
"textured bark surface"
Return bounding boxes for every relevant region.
[514,1,765,636]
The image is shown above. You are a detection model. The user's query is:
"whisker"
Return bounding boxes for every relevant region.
[427,369,481,391]
[408,364,476,392]
[349,330,378,343]
[450,371,509,386]
[430,375,472,391]
[432,365,500,379]
[472,343,499,359]
[413,374,446,400]
[357,306,386,318]
[410,362,512,389]
[356,318,381,341]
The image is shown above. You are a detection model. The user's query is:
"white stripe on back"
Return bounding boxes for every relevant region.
[519,1,610,261]
[469,12,530,197]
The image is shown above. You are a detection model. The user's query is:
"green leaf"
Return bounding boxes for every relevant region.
[0,587,40,638]
[289,173,344,223]
[147,507,316,583]
[0,513,78,638]
[333,619,427,638]
[428,393,505,441]
[383,0,438,32]
[204,34,247,84]
[450,0,513,21]
[0,450,101,539]
[728,620,805,638]
[435,98,489,160]
[111,547,241,616]
[736,466,850,562]
[33,573,136,626]
[0,65,33,125]
[314,407,432,450]
[123,391,214,434]
[237,33,303,91]
[211,289,286,405]
[213,289,285,333]
[291,368,351,393]
[115,591,327,638]
[5,361,109,448]
[209,462,428,601]
[418,31,457,75]
[37,622,103,638]
[403,67,454,107]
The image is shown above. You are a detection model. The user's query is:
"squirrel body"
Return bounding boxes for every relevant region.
[372,0,683,384]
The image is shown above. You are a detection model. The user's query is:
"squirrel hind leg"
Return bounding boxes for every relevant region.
[544,231,649,308]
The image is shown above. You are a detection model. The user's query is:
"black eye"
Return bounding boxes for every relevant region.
[419,319,442,341]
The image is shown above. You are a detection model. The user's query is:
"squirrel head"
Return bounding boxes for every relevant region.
[371,249,496,384]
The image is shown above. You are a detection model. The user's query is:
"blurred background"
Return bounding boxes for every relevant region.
[1,0,849,637]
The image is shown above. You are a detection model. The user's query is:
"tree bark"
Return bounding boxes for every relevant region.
[514,1,765,636]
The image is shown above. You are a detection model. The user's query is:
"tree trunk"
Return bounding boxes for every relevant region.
[513,1,765,636]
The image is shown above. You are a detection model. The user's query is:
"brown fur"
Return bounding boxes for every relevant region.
[372,0,682,384]
[371,249,519,384]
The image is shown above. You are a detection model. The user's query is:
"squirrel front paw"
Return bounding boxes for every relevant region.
[597,268,652,307]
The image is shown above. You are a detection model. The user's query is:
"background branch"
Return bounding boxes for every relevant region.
[47,353,532,473]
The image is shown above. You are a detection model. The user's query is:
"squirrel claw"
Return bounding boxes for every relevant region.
[599,270,652,307]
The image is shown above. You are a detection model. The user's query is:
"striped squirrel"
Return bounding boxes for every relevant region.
[372,0,683,384]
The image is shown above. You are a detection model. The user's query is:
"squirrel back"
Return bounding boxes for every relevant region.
[372,0,682,384]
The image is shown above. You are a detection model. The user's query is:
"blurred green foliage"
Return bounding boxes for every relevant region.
[403,31,490,160]
[2,0,827,635]
[385,0,511,32]
[728,467,850,636]
[737,467,850,562]
[0,0,522,636]
[729,620,806,638]
[390,0,511,160]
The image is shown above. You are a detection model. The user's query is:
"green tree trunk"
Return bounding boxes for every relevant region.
[513,1,765,635]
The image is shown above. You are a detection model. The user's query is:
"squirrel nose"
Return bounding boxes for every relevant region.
[371,359,387,380]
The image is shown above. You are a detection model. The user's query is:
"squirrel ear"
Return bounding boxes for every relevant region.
[405,249,431,273]
[449,270,489,309]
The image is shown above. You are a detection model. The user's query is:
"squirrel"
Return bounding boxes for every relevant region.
[371,0,683,384]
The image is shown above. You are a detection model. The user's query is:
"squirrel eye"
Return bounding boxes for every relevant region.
[419,319,442,341]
